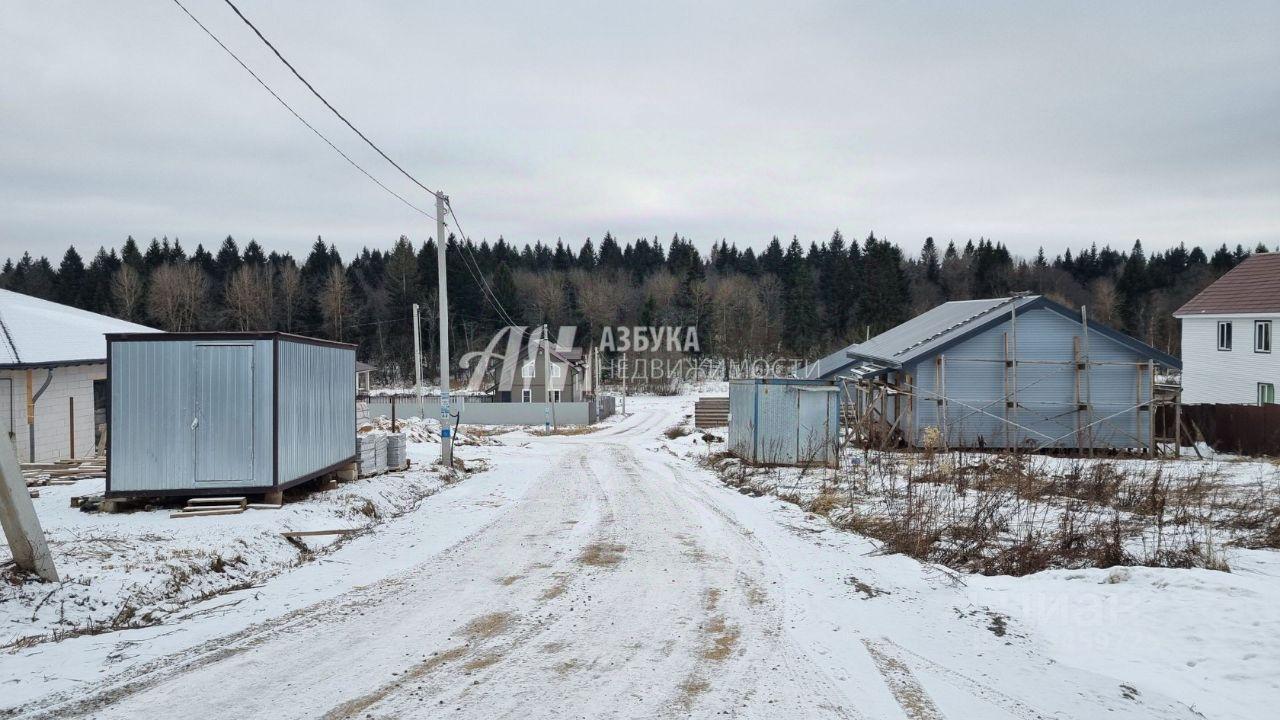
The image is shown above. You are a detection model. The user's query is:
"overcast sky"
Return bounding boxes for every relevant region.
[2,1,1278,263]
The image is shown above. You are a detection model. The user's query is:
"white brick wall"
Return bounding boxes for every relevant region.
[1,363,105,462]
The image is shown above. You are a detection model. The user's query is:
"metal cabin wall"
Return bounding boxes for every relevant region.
[276,339,355,484]
[728,380,839,466]
[910,308,1151,449]
[727,381,758,461]
[109,339,273,493]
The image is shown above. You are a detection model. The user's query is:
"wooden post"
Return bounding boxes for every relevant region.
[1073,336,1082,449]
[1152,356,1162,450]
[1081,307,1094,457]
[939,354,948,449]
[1135,363,1143,454]
[391,395,397,433]
[1174,388,1182,455]
[68,396,74,458]
[1002,332,1011,450]
[1010,304,1019,450]
[905,373,915,447]
[0,418,59,581]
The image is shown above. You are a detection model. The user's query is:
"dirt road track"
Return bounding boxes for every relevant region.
[7,407,1202,719]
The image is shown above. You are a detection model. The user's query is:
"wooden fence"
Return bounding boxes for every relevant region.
[1157,403,1280,457]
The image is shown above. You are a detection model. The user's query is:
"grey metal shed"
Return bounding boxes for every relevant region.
[106,332,356,497]
[728,379,841,467]
[802,295,1182,452]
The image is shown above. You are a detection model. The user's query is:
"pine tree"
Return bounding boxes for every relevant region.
[781,239,819,352]
[56,246,87,308]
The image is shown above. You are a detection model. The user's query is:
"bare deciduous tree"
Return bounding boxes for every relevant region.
[275,260,302,332]
[1088,277,1119,325]
[224,264,273,330]
[147,263,208,331]
[318,264,352,340]
[110,265,145,322]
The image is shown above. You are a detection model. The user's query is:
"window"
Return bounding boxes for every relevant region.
[549,390,562,403]
[521,362,535,378]
[1218,321,1232,350]
[1259,383,1275,405]
[521,389,532,403]
[1256,321,1272,353]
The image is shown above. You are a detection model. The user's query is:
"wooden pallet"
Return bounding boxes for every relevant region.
[171,496,248,519]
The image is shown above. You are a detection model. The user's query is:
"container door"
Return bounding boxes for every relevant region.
[194,344,255,483]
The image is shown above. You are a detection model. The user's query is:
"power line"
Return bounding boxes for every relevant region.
[169,0,435,220]
[220,0,437,197]
[185,0,534,343]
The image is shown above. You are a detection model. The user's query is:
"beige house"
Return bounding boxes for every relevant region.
[0,290,155,462]
[500,345,586,403]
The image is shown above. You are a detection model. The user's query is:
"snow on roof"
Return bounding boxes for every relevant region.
[0,289,156,367]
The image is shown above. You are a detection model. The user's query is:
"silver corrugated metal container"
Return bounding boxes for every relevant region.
[728,379,840,467]
[106,332,356,497]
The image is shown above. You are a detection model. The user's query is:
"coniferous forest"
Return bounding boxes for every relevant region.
[0,232,1266,383]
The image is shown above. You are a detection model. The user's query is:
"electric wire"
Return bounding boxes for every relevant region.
[182,0,546,348]
[220,0,437,197]
[169,0,435,220]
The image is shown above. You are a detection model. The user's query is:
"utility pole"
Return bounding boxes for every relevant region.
[542,323,554,431]
[621,351,627,414]
[1,421,58,582]
[412,303,424,418]
[436,191,453,468]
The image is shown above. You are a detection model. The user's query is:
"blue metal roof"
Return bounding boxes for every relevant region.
[800,295,1180,380]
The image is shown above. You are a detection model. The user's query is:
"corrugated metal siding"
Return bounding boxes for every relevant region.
[908,307,1152,449]
[727,381,757,459]
[276,339,355,483]
[194,344,256,482]
[109,340,272,492]
[728,380,839,466]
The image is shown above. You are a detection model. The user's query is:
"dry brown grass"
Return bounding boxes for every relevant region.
[700,616,740,661]
[578,542,626,567]
[463,611,514,640]
[665,425,693,440]
[531,426,598,436]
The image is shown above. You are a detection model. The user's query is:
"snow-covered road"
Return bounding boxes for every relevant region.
[2,401,1231,718]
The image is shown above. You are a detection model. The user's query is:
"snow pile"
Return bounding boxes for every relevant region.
[0,466,453,649]
[361,414,502,446]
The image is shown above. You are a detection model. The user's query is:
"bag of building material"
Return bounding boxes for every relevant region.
[385,433,407,470]
[356,433,379,477]
[373,433,388,475]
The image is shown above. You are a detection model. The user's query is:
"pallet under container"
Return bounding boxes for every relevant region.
[105,332,357,499]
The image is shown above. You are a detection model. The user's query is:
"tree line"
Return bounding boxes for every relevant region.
[0,232,1265,383]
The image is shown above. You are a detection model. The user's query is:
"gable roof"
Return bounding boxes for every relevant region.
[1174,253,1280,316]
[801,295,1180,379]
[0,290,156,368]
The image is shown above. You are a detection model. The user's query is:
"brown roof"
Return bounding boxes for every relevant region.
[1175,253,1280,316]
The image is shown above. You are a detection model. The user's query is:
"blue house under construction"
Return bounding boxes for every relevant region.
[801,295,1181,452]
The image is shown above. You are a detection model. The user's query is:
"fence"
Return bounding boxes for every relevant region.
[1156,403,1280,457]
[361,394,615,427]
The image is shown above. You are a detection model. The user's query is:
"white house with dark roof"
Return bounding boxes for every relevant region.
[1174,253,1280,405]
[0,289,155,462]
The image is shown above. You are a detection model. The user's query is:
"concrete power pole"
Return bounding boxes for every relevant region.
[436,191,453,468]
[1,428,59,582]
[542,324,553,432]
[412,302,424,418]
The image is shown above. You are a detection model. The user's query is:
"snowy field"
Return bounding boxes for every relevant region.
[1,395,1277,719]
